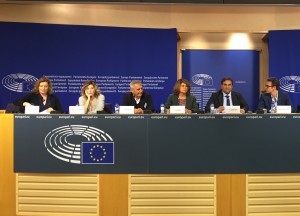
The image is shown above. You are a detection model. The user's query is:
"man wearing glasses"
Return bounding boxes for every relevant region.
[258,77,292,113]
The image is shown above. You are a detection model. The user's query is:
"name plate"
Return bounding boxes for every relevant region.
[119,106,134,114]
[277,105,292,114]
[69,106,85,114]
[25,105,39,114]
[223,106,240,114]
[170,105,185,114]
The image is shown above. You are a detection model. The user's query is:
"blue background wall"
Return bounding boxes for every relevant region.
[182,50,259,111]
[0,22,177,112]
[269,30,300,111]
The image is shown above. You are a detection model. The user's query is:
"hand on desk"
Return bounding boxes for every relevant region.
[23,102,31,106]
[185,109,192,114]
[47,107,54,113]
[134,108,144,114]
[217,106,225,113]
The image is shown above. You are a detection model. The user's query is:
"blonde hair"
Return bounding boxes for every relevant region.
[81,80,101,98]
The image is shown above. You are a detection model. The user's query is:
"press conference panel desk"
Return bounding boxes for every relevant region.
[14,113,300,174]
[2,113,300,216]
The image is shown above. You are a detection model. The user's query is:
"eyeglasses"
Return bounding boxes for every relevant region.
[265,85,273,88]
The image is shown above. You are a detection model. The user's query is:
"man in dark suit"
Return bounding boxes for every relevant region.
[258,77,292,113]
[205,77,249,113]
[122,80,154,114]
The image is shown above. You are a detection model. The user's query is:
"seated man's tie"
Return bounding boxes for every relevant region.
[225,95,230,106]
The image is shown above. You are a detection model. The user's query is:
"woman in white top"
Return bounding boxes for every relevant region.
[79,80,105,114]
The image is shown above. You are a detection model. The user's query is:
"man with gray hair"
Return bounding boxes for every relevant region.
[122,80,154,114]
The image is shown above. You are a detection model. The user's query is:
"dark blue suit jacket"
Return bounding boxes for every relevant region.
[205,90,249,113]
[257,91,292,111]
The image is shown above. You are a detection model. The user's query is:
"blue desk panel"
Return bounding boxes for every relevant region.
[14,114,300,173]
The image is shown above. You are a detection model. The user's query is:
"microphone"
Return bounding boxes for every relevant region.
[144,102,147,109]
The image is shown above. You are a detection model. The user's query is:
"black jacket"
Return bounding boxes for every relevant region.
[122,92,154,112]
[205,90,249,113]
[13,92,63,113]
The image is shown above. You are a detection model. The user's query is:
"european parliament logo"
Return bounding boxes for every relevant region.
[44,125,114,164]
[192,74,213,86]
[2,73,37,92]
[280,76,300,93]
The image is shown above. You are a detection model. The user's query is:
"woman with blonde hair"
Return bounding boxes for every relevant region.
[79,80,105,114]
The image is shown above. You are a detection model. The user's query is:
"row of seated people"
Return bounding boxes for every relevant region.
[9,76,294,114]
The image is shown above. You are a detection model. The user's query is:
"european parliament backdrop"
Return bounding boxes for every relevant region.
[0,22,177,112]
[182,50,259,111]
[269,30,300,112]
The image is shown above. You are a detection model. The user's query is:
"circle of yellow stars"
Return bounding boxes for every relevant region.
[90,145,106,162]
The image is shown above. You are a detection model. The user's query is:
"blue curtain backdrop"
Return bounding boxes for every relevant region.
[0,22,177,112]
[269,30,300,111]
[182,50,259,111]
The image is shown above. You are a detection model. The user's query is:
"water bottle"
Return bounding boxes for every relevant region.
[160,104,165,114]
[114,103,119,114]
[210,103,215,114]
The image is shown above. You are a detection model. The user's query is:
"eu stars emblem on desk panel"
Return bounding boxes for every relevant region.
[82,142,114,164]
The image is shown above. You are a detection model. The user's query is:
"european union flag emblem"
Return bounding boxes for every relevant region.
[294,83,300,93]
[82,142,114,164]
[22,81,35,92]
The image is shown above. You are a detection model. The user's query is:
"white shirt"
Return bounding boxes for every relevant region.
[223,92,232,106]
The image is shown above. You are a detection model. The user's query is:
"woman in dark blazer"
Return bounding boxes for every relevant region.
[14,76,63,113]
[165,79,198,114]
